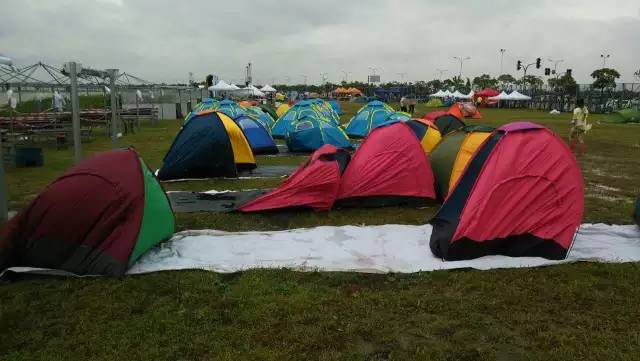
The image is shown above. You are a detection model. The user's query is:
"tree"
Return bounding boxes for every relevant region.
[518,75,543,90]
[590,68,620,90]
[633,69,640,81]
[548,72,577,93]
[426,79,443,93]
[443,76,464,90]
[497,74,516,89]
[472,74,498,89]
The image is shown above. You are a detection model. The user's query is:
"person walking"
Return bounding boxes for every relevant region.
[569,98,590,156]
[52,91,66,112]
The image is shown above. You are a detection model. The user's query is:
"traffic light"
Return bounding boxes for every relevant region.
[536,58,541,69]
[517,60,522,70]
[544,68,551,76]
[566,69,572,76]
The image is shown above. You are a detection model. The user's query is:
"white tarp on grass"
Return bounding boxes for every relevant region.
[128,223,640,274]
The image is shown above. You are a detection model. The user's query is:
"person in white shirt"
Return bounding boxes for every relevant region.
[52,91,66,112]
[569,98,589,156]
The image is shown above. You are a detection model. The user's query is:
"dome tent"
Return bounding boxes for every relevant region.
[233,114,278,155]
[448,102,482,119]
[271,100,330,139]
[336,122,436,207]
[185,98,219,123]
[258,104,279,121]
[286,114,351,153]
[276,103,290,118]
[344,100,395,138]
[430,122,583,261]
[158,110,255,180]
[216,99,246,118]
[404,118,446,155]
[327,99,342,115]
[244,106,275,128]
[240,145,351,212]
[0,149,175,276]
[310,98,340,125]
[433,114,466,136]
[429,124,495,200]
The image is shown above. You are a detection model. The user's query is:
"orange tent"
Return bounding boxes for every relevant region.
[334,87,348,93]
[448,102,481,120]
[238,100,257,107]
[347,87,363,96]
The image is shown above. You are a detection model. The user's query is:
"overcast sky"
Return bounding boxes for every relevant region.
[2,0,639,85]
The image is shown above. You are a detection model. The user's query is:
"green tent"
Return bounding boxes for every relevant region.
[615,108,640,123]
[426,98,444,108]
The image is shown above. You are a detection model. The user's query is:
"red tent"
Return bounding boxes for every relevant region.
[474,88,499,98]
[430,122,583,260]
[239,145,350,212]
[336,122,436,207]
[423,110,447,121]
[0,149,175,276]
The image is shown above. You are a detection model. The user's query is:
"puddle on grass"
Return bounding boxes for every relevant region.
[591,184,622,192]
[588,168,632,180]
[585,194,634,204]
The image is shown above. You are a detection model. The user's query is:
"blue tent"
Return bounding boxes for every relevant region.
[243,106,275,129]
[234,114,278,155]
[310,98,340,125]
[344,100,395,138]
[327,99,342,115]
[216,99,245,118]
[286,115,351,153]
[185,98,219,124]
[271,100,327,139]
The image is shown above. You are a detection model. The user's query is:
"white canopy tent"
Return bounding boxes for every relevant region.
[260,84,276,93]
[443,90,453,97]
[452,90,472,99]
[229,83,241,90]
[508,90,532,101]
[430,90,447,97]
[237,85,265,97]
[488,91,510,101]
[208,80,234,92]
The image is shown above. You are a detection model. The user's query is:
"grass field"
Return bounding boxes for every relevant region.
[2,102,640,360]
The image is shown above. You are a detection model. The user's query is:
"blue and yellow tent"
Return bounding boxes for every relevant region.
[158,110,255,180]
[344,100,395,138]
[286,114,351,153]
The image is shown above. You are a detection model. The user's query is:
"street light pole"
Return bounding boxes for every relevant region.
[436,68,448,80]
[600,54,610,68]
[453,56,471,78]
[548,58,564,79]
[499,49,506,75]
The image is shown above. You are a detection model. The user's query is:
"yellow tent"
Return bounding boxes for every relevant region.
[276,103,290,118]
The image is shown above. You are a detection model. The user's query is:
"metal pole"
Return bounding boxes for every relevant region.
[0,130,7,224]
[68,62,82,163]
[107,69,119,148]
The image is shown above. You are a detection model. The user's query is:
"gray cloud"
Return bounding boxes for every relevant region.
[1,0,638,84]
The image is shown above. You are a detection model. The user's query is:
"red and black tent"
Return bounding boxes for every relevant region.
[430,122,583,260]
[239,145,350,212]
